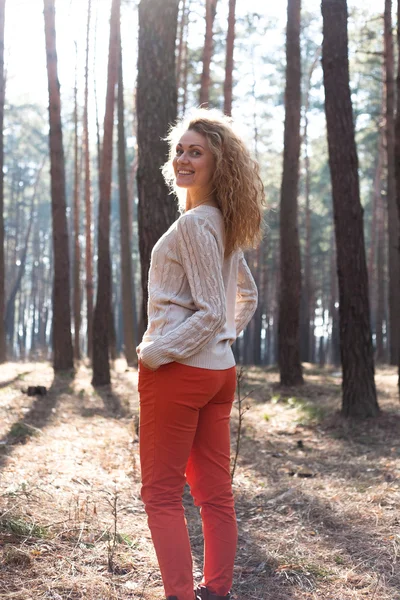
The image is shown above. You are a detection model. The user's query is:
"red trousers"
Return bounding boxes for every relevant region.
[138,361,237,600]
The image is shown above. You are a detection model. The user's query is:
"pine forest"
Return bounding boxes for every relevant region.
[0,1,400,599]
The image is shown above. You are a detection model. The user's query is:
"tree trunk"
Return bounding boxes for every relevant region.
[118,36,136,367]
[375,188,385,362]
[176,0,186,87]
[181,1,191,116]
[384,0,400,367]
[329,224,340,366]
[83,0,93,359]
[137,0,179,334]
[73,45,81,361]
[395,0,400,392]
[300,47,320,364]
[278,0,304,386]
[43,0,73,371]
[92,0,120,386]
[199,0,218,106]
[223,0,236,116]
[0,0,5,363]
[368,126,385,351]
[321,0,378,417]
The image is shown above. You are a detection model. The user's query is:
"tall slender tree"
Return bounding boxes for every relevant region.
[223,0,236,116]
[278,0,304,386]
[43,0,73,371]
[136,0,179,333]
[395,0,400,392]
[83,0,93,359]
[92,0,120,386]
[0,0,5,363]
[199,0,218,106]
[73,44,81,360]
[176,0,187,87]
[321,0,378,416]
[300,47,320,363]
[117,31,136,367]
[384,0,400,367]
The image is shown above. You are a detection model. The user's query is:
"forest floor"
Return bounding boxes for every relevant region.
[0,361,399,600]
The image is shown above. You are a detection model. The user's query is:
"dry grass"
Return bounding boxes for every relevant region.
[0,360,399,600]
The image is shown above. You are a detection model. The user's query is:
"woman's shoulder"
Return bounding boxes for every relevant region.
[178,206,223,233]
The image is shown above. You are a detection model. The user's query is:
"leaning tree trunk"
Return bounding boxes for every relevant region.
[384,0,400,367]
[278,0,304,386]
[223,0,236,116]
[199,0,218,106]
[117,34,136,367]
[43,0,73,371]
[83,0,93,359]
[92,0,120,386]
[137,0,179,333]
[321,0,378,417]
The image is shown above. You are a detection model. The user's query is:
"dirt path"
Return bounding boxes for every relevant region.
[0,361,399,600]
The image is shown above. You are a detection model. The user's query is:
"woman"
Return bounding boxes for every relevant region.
[136,108,265,600]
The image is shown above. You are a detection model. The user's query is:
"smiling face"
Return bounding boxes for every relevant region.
[172,130,216,196]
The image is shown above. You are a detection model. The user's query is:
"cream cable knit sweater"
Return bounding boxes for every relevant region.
[137,205,258,370]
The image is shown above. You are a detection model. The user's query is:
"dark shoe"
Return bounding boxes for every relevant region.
[195,585,231,600]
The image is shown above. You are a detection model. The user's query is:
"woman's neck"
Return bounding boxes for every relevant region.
[185,189,218,211]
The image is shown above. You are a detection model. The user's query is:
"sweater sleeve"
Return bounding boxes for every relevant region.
[139,214,226,370]
[235,251,258,337]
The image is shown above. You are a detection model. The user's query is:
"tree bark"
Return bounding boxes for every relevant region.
[83,0,93,359]
[384,0,400,367]
[137,0,179,333]
[395,0,400,392]
[223,0,236,116]
[278,0,304,386]
[0,0,5,363]
[321,0,378,417]
[199,0,218,106]
[92,0,120,386]
[118,35,136,367]
[43,0,73,371]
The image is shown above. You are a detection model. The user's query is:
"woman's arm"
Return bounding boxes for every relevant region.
[139,214,226,370]
[235,251,258,338]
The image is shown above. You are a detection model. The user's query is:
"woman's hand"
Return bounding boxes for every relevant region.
[140,359,157,372]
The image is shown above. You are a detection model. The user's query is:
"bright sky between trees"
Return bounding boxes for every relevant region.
[4,0,385,143]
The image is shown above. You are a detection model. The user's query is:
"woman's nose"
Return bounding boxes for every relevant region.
[177,152,189,163]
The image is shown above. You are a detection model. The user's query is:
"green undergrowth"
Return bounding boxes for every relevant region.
[0,516,48,539]
[270,394,329,424]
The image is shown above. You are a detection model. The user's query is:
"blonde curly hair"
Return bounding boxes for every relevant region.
[162,108,265,256]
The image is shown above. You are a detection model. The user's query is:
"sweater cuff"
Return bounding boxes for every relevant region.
[139,341,173,370]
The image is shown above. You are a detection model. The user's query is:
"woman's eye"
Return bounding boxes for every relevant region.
[191,150,201,156]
